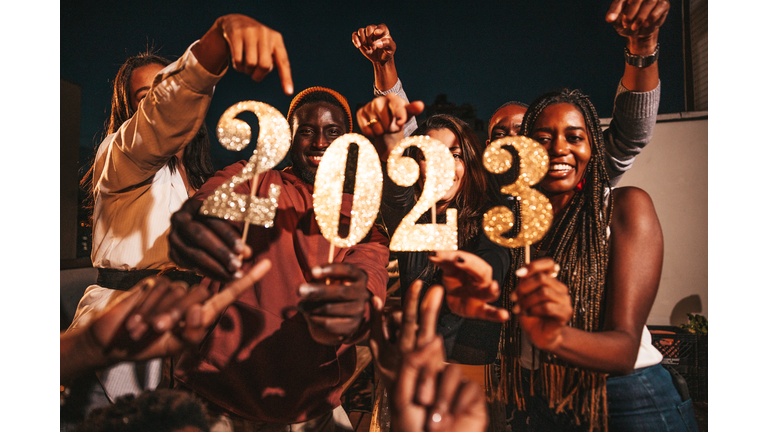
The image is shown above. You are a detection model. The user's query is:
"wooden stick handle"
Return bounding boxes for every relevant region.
[239,173,261,259]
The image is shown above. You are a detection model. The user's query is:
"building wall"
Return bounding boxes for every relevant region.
[61,80,81,261]
[609,112,708,326]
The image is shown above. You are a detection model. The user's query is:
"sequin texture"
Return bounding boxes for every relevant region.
[200,101,291,228]
[387,136,458,251]
[313,133,383,248]
[482,136,553,247]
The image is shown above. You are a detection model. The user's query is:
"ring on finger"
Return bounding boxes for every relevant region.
[368,118,379,126]
[550,263,560,278]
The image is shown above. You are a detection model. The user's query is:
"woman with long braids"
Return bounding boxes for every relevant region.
[497,88,697,431]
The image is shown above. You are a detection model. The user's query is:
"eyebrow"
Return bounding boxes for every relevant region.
[133,86,151,102]
[533,126,585,133]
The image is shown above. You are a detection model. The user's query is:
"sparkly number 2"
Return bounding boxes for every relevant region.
[482,136,553,248]
[199,101,291,228]
[387,136,458,251]
[313,134,383,247]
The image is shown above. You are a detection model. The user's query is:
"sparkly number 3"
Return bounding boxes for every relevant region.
[199,101,291,228]
[387,136,458,251]
[482,136,553,248]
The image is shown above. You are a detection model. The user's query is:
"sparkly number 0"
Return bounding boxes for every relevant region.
[388,136,458,251]
[199,101,291,228]
[482,136,553,247]
[313,134,383,248]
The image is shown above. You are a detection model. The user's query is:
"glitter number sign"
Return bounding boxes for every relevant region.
[200,101,291,228]
[314,134,383,248]
[482,136,553,248]
[388,136,458,251]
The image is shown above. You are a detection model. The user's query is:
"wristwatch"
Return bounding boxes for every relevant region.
[624,44,659,68]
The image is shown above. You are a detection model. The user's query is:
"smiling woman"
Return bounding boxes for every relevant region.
[530,102,593,210]
[498,88,698,431]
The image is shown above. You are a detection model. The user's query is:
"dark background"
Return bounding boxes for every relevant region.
[61,0,685,174]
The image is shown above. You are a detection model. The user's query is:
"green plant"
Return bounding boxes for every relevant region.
[679,313,707,335]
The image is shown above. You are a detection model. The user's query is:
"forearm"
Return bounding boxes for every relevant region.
[621,33,659,92]
[549,327,640,375]
[192,20,230,75]
[604,77,660,185]
[373,78,418,138]
[98,45,224,191]
[373,60,399,95]
[60,328,109,384]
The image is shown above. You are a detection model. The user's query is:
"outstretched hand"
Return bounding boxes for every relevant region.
[357,94,424,161]
[369,279,489,432]
[194,13,293,94]
[393,344,488,432]
[429,251,509,323]
[605,0,670,41]
[352,24,397,66]
[98,260,271,360]
[369,280,443,392]
[513,258,573,351]
[62,260,272,383]
[358,94,424,137]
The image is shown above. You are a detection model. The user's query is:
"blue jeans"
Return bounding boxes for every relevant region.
[506,364,698,431]
[606,364,698,431]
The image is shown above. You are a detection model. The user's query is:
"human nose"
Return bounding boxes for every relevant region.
[548,134,569,156]
[313,132,330,150]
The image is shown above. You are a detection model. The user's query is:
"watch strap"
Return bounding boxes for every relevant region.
[624,44,659,68]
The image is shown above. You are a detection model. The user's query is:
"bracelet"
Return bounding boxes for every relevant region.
[624,44,659,68]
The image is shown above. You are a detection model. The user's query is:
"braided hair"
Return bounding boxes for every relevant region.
[499,89,613,431]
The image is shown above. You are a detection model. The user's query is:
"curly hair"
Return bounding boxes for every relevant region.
[74,389,211,432]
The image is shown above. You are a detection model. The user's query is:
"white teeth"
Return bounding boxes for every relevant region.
[550,163,573,171]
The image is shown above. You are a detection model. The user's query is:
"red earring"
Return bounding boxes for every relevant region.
[576,178,586,191]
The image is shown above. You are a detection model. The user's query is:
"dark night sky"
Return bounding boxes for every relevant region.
[61,0,685,173]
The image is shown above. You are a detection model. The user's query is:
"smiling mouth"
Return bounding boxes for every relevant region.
[548,163,574,175]
[307,154,324,166]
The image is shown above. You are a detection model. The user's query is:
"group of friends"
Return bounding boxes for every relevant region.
[60,1,699,431]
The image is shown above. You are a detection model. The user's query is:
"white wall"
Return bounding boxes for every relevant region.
[607,112,708,326]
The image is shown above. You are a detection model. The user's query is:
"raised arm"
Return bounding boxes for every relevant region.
[357,94,425,233]
[602,0,669,185]
[193,14,292,93]
[515,187,663,375]
[370,280,488,432]
[96,14,292,192]
[353,23,418,137]
[606,0,669,92]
